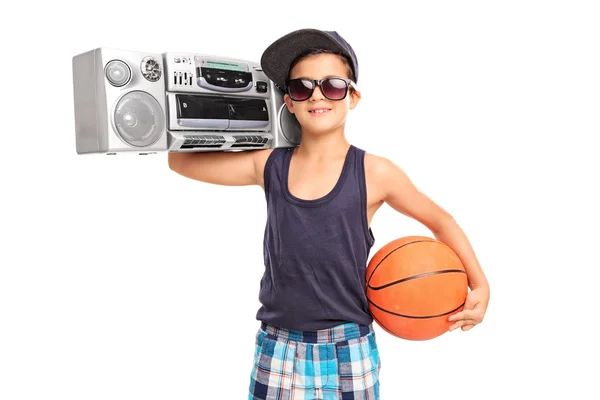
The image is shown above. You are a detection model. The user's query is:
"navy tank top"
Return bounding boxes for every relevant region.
[256,144,376,331]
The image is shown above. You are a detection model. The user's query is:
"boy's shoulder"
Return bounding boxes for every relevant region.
[362,149,396,177]
[362,149,409,192]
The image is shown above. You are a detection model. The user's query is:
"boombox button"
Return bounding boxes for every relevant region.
[256,81,268,93]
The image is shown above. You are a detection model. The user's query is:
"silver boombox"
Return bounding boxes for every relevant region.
[72,47,301,155]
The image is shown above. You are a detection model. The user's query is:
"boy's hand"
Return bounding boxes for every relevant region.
[448,287,489,332]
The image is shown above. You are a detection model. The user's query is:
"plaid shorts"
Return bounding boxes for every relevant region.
[248,321,381,400]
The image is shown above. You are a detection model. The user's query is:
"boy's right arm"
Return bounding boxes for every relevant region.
[168,149,273,188]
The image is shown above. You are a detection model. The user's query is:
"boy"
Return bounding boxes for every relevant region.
[168,28,490,400]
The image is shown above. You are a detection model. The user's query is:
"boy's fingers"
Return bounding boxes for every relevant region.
[449,319,477,331]
[448,313,460,322]
[448,310,471,321]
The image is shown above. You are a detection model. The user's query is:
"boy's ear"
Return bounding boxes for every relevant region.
[284,94,295,114]
[349,89,361,110]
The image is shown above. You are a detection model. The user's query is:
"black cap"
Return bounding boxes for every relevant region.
[260,28,359,91]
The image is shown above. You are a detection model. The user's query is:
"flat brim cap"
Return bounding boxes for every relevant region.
[260,28,358,91]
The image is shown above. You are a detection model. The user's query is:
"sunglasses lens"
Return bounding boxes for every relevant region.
[322,78,348,100]
[288,79,313,101]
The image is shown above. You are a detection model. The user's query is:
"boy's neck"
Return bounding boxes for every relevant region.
[293,131,351,161]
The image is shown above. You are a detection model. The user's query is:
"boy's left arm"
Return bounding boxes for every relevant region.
[373,157,490,332]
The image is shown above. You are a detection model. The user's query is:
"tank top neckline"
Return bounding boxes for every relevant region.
[282,145,354,208]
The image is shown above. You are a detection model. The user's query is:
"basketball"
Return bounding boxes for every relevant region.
[365,236,468,340]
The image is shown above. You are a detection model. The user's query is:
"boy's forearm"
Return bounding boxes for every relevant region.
[168,152,194,169]
[432,218,489,292]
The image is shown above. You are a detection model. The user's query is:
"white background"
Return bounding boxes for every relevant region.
[1,0,599,399]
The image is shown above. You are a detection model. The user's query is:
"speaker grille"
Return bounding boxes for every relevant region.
[140,56,162,82]
[113,91,165,147]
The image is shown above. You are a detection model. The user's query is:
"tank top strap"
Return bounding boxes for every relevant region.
[347,145,375,246]
[263,147,291,203]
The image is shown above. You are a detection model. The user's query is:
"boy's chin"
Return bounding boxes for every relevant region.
[298,119,343,134]
[301,126,339,136]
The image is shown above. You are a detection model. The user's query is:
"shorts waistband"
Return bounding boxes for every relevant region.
[260,321,373,344]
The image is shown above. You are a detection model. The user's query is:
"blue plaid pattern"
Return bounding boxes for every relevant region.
[248,322,381,399]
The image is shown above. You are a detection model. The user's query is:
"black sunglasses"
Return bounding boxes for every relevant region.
[285,77,355,101]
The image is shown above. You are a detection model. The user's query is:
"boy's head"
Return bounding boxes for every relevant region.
[261,29,359,91]
[261,29,361,135]
[288,47,356,83]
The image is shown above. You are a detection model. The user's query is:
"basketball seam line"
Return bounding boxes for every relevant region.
[367,299,466,319]
[367,269,467,290]
[366,239,437,284]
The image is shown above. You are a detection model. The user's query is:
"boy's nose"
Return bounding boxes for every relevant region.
[309,84,325,101]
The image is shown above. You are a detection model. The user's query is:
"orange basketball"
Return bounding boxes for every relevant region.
[366,236,468,340]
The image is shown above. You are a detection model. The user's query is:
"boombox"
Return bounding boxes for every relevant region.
[72,48,301,155]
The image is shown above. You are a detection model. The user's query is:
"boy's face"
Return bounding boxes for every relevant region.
[284,53,361,135]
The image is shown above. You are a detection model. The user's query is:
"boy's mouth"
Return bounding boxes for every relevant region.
[308,108,331,115]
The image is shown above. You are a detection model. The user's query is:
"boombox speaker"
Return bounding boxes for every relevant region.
[72,48,168,154]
